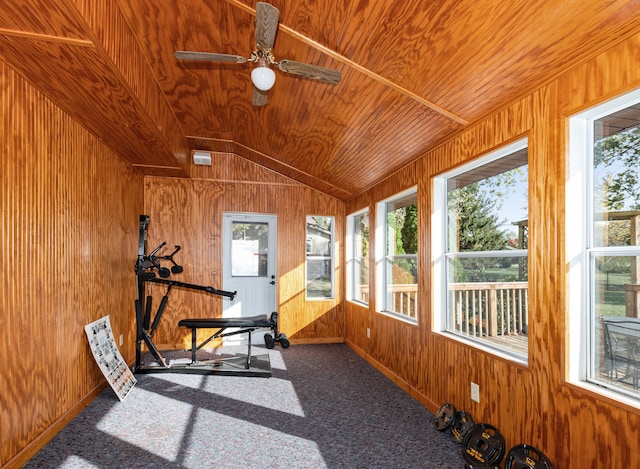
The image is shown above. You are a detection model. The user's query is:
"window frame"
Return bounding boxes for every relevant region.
[346,208,370,306]
[375,186,418,323]
[568,88,640,405]
[433,138,529,362]
[305,215,335,300]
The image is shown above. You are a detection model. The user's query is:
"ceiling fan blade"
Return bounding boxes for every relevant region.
[174,51,248,63]
[252,87,268,106]
[278,60,342,84]
[255,2,280,50]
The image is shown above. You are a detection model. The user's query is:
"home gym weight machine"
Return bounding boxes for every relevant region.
[133,215,289,377]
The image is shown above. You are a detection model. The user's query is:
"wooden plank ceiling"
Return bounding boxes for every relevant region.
[2,0,640,200]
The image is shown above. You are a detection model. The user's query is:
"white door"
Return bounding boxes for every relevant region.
[222,213,277,344]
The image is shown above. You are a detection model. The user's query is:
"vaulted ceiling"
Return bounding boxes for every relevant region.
[2,0,640,200]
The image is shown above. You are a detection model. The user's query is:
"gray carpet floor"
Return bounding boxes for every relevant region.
[24,344,466,468]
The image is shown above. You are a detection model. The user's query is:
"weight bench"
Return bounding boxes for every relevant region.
[135,307,288,377]
[178,312,289,373]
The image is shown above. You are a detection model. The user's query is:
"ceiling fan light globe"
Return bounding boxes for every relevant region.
[251,66,276,91]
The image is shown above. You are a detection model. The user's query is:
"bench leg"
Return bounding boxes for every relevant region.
[246,331,252,369]
[191,327,197,364]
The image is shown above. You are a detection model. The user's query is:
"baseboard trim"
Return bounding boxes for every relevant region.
[289,337,344,345]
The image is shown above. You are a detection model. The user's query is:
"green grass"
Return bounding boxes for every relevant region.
[460,263,524,282]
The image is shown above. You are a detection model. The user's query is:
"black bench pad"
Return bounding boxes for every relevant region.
[178,315,271,329]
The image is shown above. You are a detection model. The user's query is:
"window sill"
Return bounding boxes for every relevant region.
[347,299,369,308]
[377,309,418,326]
[434,330,529,366]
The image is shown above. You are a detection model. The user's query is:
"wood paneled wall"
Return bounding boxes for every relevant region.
[143,156,345,350]
[344,32,640,469]
[0,62,144,467]
[5,9,640,469]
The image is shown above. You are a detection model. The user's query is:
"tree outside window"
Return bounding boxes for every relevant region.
[377,189,419,321]
[570,97,640,400]
[592,124,640,318]
[436,139,529,358]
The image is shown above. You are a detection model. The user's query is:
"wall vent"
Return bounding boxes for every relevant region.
[192,150,212,166]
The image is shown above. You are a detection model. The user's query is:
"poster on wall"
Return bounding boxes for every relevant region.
[84,315,136,401]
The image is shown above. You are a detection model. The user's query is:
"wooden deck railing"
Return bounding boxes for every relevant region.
[389,284,418,319]
[358,282,528,333]
[449,282,528,338]
[357,284,418,319]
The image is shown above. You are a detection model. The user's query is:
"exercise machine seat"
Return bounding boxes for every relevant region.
[178,315,271,330]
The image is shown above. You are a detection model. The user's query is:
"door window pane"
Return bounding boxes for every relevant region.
[231,221,268,277]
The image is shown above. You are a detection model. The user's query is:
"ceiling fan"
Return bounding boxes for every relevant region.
[174,2,342,106]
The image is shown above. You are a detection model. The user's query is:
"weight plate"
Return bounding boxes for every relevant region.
[461,423,506,466]
[505,444,553,469]
[451,410,475,444]
[435,403,457,431]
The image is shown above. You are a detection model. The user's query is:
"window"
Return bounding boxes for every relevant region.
[434,139,529,359]
[376,188,418,321]
[306,216,334,299]
[347,209,370,305]
[569,89,640,402]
